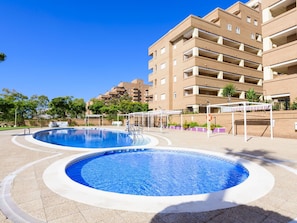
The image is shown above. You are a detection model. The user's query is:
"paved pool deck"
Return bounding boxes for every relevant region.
[0,127,297,223]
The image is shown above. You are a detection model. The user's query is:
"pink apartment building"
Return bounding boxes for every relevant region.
[262,0,297,110]
[148,0,263,112]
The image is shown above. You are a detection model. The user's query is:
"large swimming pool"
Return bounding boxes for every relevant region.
[33,128,149,148]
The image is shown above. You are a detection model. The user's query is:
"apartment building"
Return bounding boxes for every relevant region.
[148,0,263,113]
[86,79,150,115]
[92,78,150,102]
[262,0,297,110]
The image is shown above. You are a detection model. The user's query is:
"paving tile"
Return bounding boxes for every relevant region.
[47,213,87,223]
[12,190,41,204]
[44,202,80,222]
[18,198,43,213]
[1,128,297,223]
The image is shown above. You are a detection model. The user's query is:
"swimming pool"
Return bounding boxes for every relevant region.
[43,147,274,213]
[32,128,153,149]
[66,149,249,196]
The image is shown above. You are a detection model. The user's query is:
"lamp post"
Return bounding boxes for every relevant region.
[14,107,17,127]
[206,101,212,137]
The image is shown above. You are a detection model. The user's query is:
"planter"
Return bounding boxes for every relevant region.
[197,127,207,132]
[212,127,226,133]
[188,127,207,132]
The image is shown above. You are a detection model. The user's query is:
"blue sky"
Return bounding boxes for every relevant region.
[0,0,243,101]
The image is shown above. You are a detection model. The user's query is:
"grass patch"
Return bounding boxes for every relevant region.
[0,126,30,131]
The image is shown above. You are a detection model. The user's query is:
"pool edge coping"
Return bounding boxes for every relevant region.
[42,146,275,213]
[26,127,159,151]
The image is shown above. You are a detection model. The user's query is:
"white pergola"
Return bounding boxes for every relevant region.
[115,113,130,128]
[207,101,273,141]
[128,110,182,131]
[85,114,104,126]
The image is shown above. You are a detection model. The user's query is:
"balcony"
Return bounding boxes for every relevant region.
[185,30,262,57]
[190,56,263,79]
[114,86,125,92]
[269,0,296,19]
[263,41,297,67]
[270,26,297,48]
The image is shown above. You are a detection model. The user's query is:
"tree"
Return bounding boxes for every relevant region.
[36,95,50,117]
[29,95,49,119]
[118,100,132,114]
[88,96,148,121]
[222,84,236,102]
[0,53,6,62]
[88,99,105,114]
[1,88,28,102]
[246,88,260,102]
[0,97,14,122]
[69,98,86,118]
[47,96,72,119]
[0,88,29,125]
[131,102,148,113]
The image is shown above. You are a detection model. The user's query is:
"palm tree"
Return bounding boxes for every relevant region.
[246,88,259,102]
[222,83,236,102]
[0,53,6,61]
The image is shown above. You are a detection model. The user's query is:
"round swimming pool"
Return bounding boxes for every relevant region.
[43,147,274,213]
[66,149,249,196]
[33,128,150,148]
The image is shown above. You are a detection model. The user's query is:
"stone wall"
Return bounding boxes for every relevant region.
[25,111,297,139]
[169,111,297,139]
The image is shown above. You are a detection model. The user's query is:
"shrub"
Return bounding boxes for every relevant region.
[291,99,297,110]
[189,122,199,128]
[29,120,37,126]
[183,121,190,129]
[201,123,222,130]
[272,103,280,111]
[69,120,78,126]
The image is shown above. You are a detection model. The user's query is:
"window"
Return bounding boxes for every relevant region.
[160,63,166,70]
[161,47,166,54]
[154,94,158,101]
[173,92,177,99]
[254,19,258,26]
[251,33,255,39]
[173,44,177,49]
[173,75,177,82]
[154,79,157,86]
[160,78,166,85]
[247,16,251,23]
[227,24,232,31]
[161,94,166,100]
[256,33,262,42]
[236,27,240,34]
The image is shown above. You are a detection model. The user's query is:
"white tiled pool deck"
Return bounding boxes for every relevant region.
[1,127,297,223]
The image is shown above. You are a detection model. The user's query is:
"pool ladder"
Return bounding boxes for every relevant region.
[128,125,144,143]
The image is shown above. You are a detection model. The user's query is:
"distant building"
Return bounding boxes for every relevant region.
[262,0,297,110]
[86,79,151,115]
[97,79,150,103]
[147,0,262,112]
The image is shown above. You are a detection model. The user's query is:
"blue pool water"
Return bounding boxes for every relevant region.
[66,149,249,196]
[33,128,142,148]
